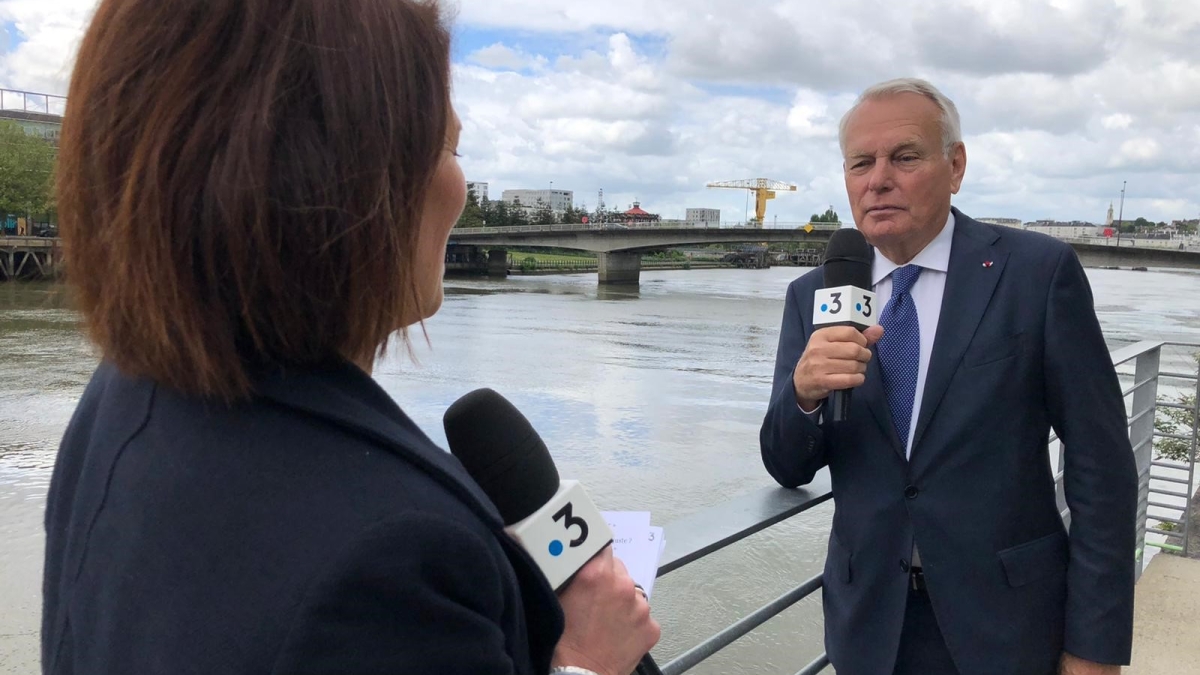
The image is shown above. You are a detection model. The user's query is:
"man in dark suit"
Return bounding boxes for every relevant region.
[760,78,1137,675]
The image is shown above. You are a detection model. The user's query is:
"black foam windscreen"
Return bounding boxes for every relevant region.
[823,228,873,289]
[443,388,561,526]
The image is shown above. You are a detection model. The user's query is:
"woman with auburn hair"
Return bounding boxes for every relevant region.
[41,1,659,674]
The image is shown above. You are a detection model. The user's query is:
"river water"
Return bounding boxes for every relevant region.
[2,266,1199,673]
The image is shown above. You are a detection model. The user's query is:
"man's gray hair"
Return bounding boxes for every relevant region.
[838,78,962,156]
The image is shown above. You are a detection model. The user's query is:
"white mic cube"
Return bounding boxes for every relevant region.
[813,285,877,329]
[506,480,614,591]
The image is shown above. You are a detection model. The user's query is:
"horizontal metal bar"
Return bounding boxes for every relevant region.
[658,479,833,577]
[1128,407,1155,425]
[795,653,831,675]
[660,574,824,675]
[1149,500,1186,511]
[1122,375,1159,397]
[1109,341,1165,368]
[1151,487,1192,499]
[1146,541,1185,551]
[1151,474,1193,486]
[1159,371,1199,381]
[1150,515,1186,526]
[1157,401,1195,411]
[1151,460,1192,471]
[1155,431,1195,442]
[1166,341,1200,348]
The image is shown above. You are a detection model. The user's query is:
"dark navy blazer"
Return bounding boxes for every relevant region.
[760,209,1137,675]
[42,359,563,674]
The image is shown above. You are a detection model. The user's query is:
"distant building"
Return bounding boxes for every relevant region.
[686,208,721,227]
[466,182,489,202]
[1106,203,1114,227]
[501,189,573,215]
[1024,220,1102,239]
[978,217,1022,228]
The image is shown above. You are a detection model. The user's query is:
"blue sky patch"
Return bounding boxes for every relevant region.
[451,25,667,69]
[1,21,26,54]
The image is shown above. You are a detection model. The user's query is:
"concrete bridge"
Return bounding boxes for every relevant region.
[448,222,839,283]
[448,223,1200,285]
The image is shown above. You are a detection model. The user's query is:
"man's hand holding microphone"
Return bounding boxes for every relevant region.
[794,325,884,411]
[797,228,882,417]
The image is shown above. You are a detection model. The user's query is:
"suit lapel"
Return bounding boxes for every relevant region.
[911,211,1007,452]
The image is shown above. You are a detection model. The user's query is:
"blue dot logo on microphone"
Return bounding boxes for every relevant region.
[820,303,829,313]
[856,303,863,312]
[549,540,564,557]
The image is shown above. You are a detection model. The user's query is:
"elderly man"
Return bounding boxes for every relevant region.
[760,78,1136,675]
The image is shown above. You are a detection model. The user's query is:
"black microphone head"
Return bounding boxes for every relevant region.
[823,227,873,289]
[443,388,560,525]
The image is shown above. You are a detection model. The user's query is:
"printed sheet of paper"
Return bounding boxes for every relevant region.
[601,511,666,601]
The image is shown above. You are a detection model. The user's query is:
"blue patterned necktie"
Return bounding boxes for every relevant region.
[877,265,922,449]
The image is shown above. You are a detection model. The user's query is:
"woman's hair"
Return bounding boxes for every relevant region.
[57,0,452,401]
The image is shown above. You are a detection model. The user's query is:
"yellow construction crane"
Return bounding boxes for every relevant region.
[706,178,798,227]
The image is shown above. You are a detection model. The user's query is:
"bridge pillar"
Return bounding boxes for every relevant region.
[488,249,508,278]
[598,251,640,285]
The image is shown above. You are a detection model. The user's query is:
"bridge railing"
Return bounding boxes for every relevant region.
[451,221,844,235]
[652,339,1196,674]
[0,88,67,116]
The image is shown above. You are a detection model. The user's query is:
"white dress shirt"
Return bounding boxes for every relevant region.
[871,210,955,459]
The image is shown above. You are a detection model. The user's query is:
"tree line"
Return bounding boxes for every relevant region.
[455,192,596,228]
[0,121,57,224]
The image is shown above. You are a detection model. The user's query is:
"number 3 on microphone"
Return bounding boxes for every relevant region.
[553,502,590,547]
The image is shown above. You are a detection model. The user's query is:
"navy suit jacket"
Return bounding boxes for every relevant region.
[760,209,1137,675]
[42,360,564,674]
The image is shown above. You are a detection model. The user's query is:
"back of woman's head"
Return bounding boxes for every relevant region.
[58,0,452,401]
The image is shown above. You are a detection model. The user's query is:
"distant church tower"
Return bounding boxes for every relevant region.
[1106,202,1115,227]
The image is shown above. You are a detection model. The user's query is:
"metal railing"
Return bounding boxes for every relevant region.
[652,339,1198,674]
[0,88,67,116]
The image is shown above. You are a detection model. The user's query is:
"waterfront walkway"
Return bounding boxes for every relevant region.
[1128,553,1200,674]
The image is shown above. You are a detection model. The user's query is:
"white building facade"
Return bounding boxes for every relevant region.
[1024,220,1103,239]
[466,182,489,202]
[686,208,721,227]
[978,217,1022,228]
[501,189,574,214]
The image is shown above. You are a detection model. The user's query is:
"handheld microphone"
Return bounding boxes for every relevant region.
[817,228,876,421]
[443,388,663,675]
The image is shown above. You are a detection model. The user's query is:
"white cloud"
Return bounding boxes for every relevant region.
[1102,114,1133,130]
[3,0,1200,223]
[467,43,546,71]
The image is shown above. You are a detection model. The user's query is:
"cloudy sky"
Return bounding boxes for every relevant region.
[3,0,1198,224]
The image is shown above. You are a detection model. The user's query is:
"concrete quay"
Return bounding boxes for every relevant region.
[1127,554,1200,674]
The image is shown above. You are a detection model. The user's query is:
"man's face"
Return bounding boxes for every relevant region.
[842,92,966,258]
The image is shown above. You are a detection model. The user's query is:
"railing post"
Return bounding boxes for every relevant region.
[1132,347,1161,578]
[1185,363,1199,557]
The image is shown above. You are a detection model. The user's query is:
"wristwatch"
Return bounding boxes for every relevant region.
[549,667,601,675]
